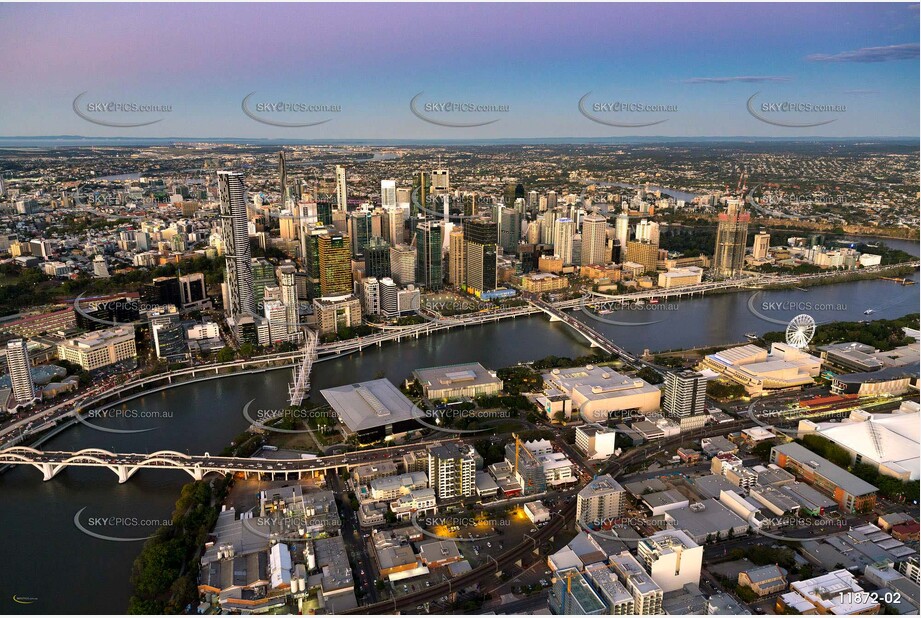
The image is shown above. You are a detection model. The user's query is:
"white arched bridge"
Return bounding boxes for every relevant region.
[0,446,351,483]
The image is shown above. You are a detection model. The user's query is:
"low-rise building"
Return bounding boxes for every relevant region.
[56,325,136,370]
[700,342,822,396]
[418,540,463,569]
[543,364,660,423]
[771,442,878,513]
[575,424,618,459]
[549,567,607,615]
[663,499,750,544]
[788,570,879,615]
[524,500,551,524]
[390,488,437,521]
[637,529,702,593]
[609,551,664,615]
[738,564,788,596]
[412,362,503,400]
[361,471,428,502]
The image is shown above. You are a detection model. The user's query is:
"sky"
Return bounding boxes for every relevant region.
[0,2,918,140]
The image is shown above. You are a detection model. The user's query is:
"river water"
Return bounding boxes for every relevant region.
[1,239,917,614]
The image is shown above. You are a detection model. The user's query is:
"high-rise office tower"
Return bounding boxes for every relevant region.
[6,339,35,407]
[414,220,443,291]
[614,208,630,260]
[625,240,659,274]
[364,237,391,280]
[349,209,374,259]
[553,217,576,264]
[303,223,330,299]
[431,169,450,193]
[635,219,660,245]
[527,190,539,211]
[448,226,466,287]
[713,198,750,278]
[276,262,299,334]
[318,233,352,297]
[178,273,207,307]
[278,151,290,207]
[409,171,429,236]
[752,232,771,260]
[251,257,277,308]
[383,205,405,245]
[571,234,583,265]
[663,370,707,418]
[361,277,381,316]
[547,190,558,210]
[580,213,609,266]
[378,277,400,318]
[464,217,498,295]
[380,179,397,209]
[335,165,348,212]
[263,299,293,343]
[217,171,255,318]
[513,197,527,217]
[498,205,521,254]
[542,209,559,245]
[389,244,417,286]
[526,219,542,245]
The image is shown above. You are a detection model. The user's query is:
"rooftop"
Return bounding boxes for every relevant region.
[321,378,423,433]
[578,474,625,500]
[412,362,502,390]
[773,442,879,496]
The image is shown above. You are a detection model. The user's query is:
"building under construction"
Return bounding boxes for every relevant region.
[504,434,548,496]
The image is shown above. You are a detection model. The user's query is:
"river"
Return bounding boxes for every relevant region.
[0,254,918,614]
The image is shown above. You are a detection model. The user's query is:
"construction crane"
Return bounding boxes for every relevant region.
[511,432,540,479]
[561,569,577,615]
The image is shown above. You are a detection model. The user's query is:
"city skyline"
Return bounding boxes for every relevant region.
[0,2,917,616]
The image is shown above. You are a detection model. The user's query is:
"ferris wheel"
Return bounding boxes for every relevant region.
[785,314,816,349]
